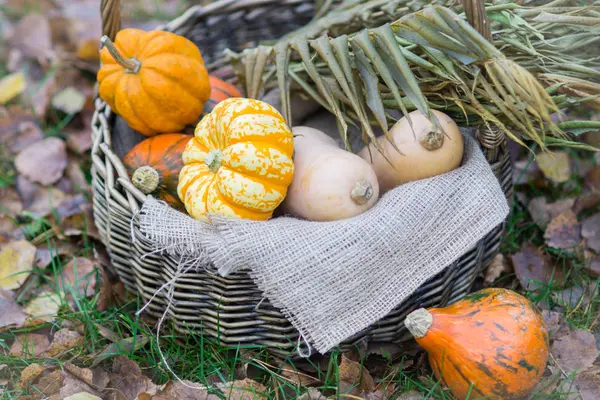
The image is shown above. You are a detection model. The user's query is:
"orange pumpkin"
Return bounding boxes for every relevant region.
[97,29,211,136]
[404,288,548,400]
[203,75,243,115]
[123,133,192,210]
[178,97,294,221]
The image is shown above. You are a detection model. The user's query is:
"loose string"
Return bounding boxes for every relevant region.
[296,332,312,358]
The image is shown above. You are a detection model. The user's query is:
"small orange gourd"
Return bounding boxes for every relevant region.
[202,75,243,115]
[404,288,548,400]
[97,29,211,136]
[123,133,192,210]
[178,97,294,221]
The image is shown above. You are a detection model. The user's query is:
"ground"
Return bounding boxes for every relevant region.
[0,1,599,399]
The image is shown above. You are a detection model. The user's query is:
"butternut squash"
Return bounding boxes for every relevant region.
[358,110,464,193]
[282,126,379,221]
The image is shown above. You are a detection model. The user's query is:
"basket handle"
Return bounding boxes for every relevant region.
[101,0,121,41]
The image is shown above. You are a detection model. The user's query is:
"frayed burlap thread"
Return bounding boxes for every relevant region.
[137,134,509,354]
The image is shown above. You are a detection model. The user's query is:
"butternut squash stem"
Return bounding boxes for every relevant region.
[405,308,433,338]
[132,166,159,194]
[100,35,141,73]
[351,180,374,205]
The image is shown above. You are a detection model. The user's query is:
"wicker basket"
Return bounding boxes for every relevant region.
[91,0,513,357]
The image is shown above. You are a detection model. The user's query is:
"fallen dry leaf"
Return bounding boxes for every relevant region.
[35,241,77,269]
[575,370,600,400]
[0,290,28,328]
[63,363,94,388]
[15,137,68,185]
[65,130,93,155]
[338,354,375,394]
[8,14,54,66]
[513,159,543,185]
[484,254,512,285]
[551,285,595,309]
[65,392,103,400]
[10,332,50,357]
[394,390,424,400]
[32,369,64,397]
[17,363,46,389]
[52,87,86,115]
[9,121,44,153]
[58,257,97,298]
[583,251,600,277]
[551,329,599,373]
[0,239,36,290]
[280,361,320,387]
[45,328,83,357]
[511,244,566,290]
[64,161,90,193]
[582,213,600,254]
[28,186,68,218]
[107,356,160,400]
[528,197,576,230]
[537,151,571,183]
[0,187,23,237]
[93,323,120,343]
[544,211,581,250]
[23,290,61,322]
[584,166,600,192]
[58,371,101,399]
[151,380,214,400]
[298,388,327,400]
[217,378,269,400]
[541,310,563,337]
[0,71,26,104]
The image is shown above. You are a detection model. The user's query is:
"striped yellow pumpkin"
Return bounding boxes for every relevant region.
[177,98,294,220]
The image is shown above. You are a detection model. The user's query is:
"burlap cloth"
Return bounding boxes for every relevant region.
[136,132,509,354]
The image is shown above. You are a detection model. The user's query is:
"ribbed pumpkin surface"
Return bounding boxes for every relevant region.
[178,98,294,221]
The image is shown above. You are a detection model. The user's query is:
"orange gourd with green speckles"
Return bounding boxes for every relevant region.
[97,29,210,136]
[178,97,294,221]
[404,288,549,400]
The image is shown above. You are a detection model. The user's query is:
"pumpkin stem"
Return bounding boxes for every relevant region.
[132,166,160,194]
[419,129,444,151]
[100,35,142,74]
[405,308,433,338]
[350,179,374,205]
[205,150,223,172]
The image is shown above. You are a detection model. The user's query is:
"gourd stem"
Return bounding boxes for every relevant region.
[405,308,433,338]
[132,166,159,194]
[205,150,223,172]
[350,180,374,205]
[420,129,444,151]
[100,35,141,73]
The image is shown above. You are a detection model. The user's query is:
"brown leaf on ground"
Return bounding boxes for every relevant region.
[0,239,36,290]
[64,161,90,193]
[60,201,100,240]
[537,152,571,183]
[65,393,102,400]
[544,211,582,249]
[394,390,423,400]
[280,361,320,387]
[511,244,566,290]
[57,372,101,400]
[151,380,214,400]
[7,14,54,66]
[0,187,23,238]
[576,369,600,400]
[45,328,83,357]
[32,369,64,397]
[551,285,596,309]
[0,290,28,328]
[23,290,61,322]
[297,388,327,400]
[528,197,576,229]
[338,354,376,394]
[17,363,46,389]
[541,310,563,337]
[63,363,94,387]
[8,121,43,154]
[59,257,97,298]
[484,254,512,285]
[35,241,77,269]
[10,333,50,357]
[15,137,68,185]
[93,323,120,343]
[65,129,93,154]
[107,356,160,400]
[584,166,600,191]
[582,213,600,254]
[217,379,269,399]
[28,186,68,218]
[551,329,599,373]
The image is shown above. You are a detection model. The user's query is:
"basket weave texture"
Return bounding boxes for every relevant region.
[91,0,513,356]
